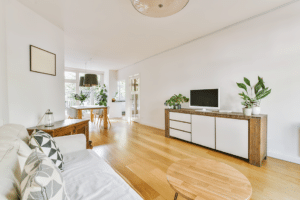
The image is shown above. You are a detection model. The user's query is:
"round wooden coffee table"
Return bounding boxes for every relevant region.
[167,158,252,200]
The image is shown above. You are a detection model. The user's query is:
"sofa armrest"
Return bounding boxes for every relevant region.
[53,134,86,155]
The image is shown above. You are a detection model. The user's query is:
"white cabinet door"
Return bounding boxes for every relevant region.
[192,115,215,149]
[216,118,248,159]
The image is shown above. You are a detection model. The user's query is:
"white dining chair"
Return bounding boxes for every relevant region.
[93,108,111,127]
[67,107,78,119]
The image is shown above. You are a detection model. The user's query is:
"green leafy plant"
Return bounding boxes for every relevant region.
[96,84,108,106]
[237,76,271,108]
[74,91,89,105]
[164,94,189,108]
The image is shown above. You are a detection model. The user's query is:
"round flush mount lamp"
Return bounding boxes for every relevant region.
[84,74,98,87]
[130,0,189,18]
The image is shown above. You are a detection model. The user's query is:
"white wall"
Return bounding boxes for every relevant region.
[0,0,8,126]
[118,3,300,164]
[5,0,65,127]
[108,70,118,106]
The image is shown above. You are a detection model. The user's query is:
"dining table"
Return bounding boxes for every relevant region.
[71,105,109,129]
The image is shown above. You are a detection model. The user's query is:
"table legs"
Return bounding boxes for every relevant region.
[103,107,108,129]
[77,110,82,119]
[90,109,94,122]
[174,193,178,200]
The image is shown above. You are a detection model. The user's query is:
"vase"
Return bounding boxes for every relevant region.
[174,104,181,109]
[243,108,252,116]
[252,107,261,115]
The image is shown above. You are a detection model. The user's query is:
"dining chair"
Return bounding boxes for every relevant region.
[93,108,111,127]
[67,107,78,119]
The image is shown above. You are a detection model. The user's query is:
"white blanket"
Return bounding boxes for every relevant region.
[62,150,143,200]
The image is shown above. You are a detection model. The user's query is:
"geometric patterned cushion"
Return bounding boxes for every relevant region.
[20,148,69,200]
[29,130,64,170]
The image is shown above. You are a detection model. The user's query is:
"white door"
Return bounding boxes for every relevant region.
[216,118,248,159]
[192,115,215,149]
[129,75,140,122]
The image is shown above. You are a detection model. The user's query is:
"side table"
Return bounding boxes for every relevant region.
[27,119,92,149]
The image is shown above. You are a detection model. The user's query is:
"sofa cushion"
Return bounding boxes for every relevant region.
[18,140,34,172]
[0,142,21,200]
[62,149,142,200]
[21,149,69,200]
[0,124,30,143]
[29,130,64,170]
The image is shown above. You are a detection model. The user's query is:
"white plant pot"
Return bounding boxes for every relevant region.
[243,108,252,116]
[252,107,261,115]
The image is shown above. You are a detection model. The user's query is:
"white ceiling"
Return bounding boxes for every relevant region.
[17,0,293,71]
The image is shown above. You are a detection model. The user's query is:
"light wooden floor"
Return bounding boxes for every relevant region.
[89,119,300,200]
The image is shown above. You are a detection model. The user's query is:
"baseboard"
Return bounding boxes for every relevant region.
[268,151,300,165]
[138,121,164,131]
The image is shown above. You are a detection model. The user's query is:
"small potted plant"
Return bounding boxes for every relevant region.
[112,92,118,102]
[241,100,253,116]
[74,91,89,105]
[237,76,271,115]
[164,94,189,109]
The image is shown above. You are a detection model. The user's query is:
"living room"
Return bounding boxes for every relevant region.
[1,0,300,200]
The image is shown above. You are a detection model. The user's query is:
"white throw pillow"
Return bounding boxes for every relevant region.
[0,142,21,199]
[17,140,33,172]
[20,149,69,200]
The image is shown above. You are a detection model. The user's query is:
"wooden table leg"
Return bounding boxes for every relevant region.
[90,109,94,122]
[77,110,82,119]
[103,107,108,129]
[174,193,178,200]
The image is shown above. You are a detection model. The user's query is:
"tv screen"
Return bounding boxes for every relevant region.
[190,89,219,108]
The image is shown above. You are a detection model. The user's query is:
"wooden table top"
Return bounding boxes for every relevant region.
[27,119,89,130]
[166,158,252,200]
[71,105,107,110]
[166,108,267,119]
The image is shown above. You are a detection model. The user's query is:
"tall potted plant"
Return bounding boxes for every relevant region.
[96,84,108,106]
[164,94,189,109]
[237,76,271,116]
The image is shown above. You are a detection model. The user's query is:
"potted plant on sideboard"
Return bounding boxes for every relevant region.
[237,76,271,115]
[164,94,189,109]
[112,92,118,102]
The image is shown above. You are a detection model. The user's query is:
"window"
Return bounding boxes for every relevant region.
[64,71,76,80]
[64,68,104,108]
[117,80,125,101]
[65,83,76,107]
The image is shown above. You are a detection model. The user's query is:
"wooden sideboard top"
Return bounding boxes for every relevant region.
[166,108,267,120]
[27,119,89,131]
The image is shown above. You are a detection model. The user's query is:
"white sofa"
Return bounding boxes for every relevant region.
[0,124,143,200]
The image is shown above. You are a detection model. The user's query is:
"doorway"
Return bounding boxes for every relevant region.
[129,74,140,122]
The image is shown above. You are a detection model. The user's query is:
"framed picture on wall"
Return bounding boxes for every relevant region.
[30,45,56,76]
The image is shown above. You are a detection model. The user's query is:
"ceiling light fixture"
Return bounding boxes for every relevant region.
[130,0,189,18]
[79,59,98,87]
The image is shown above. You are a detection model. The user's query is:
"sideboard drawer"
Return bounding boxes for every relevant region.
[170,128,191,142]
[170,120,191,132]
[169,112,191,123]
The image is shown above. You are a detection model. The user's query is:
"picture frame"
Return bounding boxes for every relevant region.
[30,45,56,76]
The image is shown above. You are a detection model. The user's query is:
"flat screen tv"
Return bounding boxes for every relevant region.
[190,88,220,110]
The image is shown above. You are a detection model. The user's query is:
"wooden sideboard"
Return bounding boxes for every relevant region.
[165,109,267,167]
[27,119,92,149]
